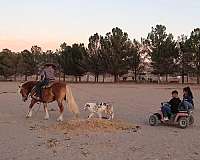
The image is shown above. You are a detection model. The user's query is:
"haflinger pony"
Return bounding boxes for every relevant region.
[18,81,79,121]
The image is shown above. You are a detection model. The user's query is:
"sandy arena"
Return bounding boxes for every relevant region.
[0,82,200,160]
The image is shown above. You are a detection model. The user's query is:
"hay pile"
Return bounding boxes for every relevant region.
[50,118,139,133]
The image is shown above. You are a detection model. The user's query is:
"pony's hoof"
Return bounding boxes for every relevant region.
[44,117,49,120]
[57,118,63,122]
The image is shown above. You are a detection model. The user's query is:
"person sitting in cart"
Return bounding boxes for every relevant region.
[161,90,181,121]
[182,86,194,110]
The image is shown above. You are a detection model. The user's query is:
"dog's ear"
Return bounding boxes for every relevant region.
[86,104,90,107]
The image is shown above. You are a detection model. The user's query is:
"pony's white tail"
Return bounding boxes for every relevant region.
[65,85,80,118]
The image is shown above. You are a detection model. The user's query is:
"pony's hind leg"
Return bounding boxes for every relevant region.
[26,99,37,118]
[43,103,49,120]
[57,100,64,122]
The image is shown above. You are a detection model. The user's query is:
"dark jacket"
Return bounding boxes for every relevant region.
[169,97,181,114]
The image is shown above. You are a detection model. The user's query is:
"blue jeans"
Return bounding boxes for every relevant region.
[161,103,172,117]
[34,79,49,98]
[180,101,193,110]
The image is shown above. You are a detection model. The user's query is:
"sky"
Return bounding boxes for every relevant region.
[0,0,199,52]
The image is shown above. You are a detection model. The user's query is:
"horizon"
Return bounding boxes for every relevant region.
[0,0,200,52]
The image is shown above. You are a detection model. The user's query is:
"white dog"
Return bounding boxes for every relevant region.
[84,102,114,120]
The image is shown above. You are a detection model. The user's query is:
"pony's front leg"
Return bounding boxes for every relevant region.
[43,103,49,120]
[26,99,37,118]
[57,100,64,122]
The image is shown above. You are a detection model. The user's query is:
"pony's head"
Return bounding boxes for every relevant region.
[18,81,37,102]
[18,83,29,102]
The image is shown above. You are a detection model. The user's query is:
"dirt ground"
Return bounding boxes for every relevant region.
[0,82,200,160]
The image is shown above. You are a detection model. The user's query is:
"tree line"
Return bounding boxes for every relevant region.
[0,24,200,83]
